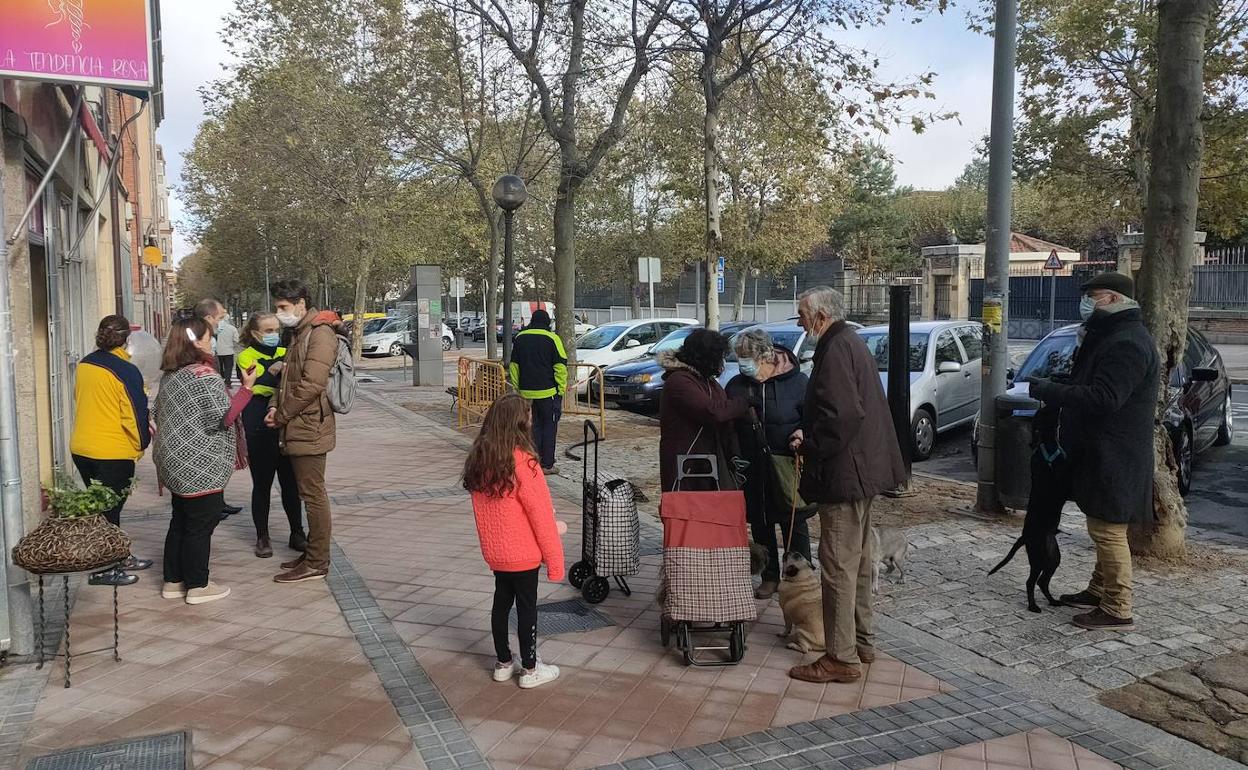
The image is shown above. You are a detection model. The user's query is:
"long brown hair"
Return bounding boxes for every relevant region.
[463,393,538,497]
[240,311,277,348]
[161,317,213,372]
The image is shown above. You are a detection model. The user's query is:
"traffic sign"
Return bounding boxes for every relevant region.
[1044,249,1063,270]
[716,256,725,294]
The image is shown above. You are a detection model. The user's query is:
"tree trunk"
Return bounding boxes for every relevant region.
[553,175,578,366]
[1129,0,1215,559]
[350,245,373,362]
[732,263,750,321]
[703,85,722,330]
[630,263,643,318]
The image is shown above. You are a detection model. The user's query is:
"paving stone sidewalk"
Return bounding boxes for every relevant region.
[0,381,1243,770]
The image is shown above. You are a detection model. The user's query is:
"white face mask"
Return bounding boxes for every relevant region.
[276,311,299,328]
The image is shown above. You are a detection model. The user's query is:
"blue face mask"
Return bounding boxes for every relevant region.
[738,358,760,379]
[1079,295,1098,321]
[260,332,281,348]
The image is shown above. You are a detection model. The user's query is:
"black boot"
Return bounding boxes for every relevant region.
[289,531,308,552]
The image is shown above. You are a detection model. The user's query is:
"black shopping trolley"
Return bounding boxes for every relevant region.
[568,420,639,604]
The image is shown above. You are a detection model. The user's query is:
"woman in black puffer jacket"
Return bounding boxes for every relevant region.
[725,329,813,599]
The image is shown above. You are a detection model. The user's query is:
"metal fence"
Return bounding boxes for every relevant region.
[1191,264,1248,309]
[1207,246,1248,265]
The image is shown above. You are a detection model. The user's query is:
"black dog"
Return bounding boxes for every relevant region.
[988,508,1063,613]
[988,405,1068,613]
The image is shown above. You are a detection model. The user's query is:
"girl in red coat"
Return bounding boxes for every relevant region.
[463,393,566,689]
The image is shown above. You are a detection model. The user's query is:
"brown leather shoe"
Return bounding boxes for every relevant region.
[788,655,861,683]
[857,646,876,664]
[280,553,306,570]
[255,537,273,559]
[274,562,328,583]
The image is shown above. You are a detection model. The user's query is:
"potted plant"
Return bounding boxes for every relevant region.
[12,476,132,574]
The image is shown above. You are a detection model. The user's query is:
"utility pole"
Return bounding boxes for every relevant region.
[975,0,1018,515]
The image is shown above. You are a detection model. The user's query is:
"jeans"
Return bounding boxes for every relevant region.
[164,492,223,589]
[492,568,540,669]
[751,515,812,583]
[289,454,331,570]
[71,455,135,527]
[217,355,235,387]
[530,396,562,469]
[816,498,875,664]
[246,428,303,540]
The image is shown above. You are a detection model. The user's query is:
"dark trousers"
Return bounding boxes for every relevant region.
[71,455,135,527]
[218,354,235,387]
[246,428,303,540]
[492,568,540,669]
[751,515,813,583]
[530,396,562,469]
[163,492,223,589]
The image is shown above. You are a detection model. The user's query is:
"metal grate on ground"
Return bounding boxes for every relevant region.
[25,731,190,770]
[509,598,615,636]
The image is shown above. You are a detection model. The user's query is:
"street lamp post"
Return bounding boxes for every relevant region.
[492,174,528,366]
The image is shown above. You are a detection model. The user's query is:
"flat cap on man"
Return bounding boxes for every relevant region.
[1080,271,1135,299]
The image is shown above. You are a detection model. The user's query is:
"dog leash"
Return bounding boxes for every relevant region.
[785,455,803,553]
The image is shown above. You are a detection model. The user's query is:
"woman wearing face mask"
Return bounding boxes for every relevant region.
[725,329,814,600]
[152,318,257,605]
[236,312,307,558]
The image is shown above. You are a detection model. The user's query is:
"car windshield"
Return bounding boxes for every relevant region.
[725,330,803,362]
[576,324,628,350]
[650,327,696,355]
[362,318,389,334]
[857,332,929,373]
[1016,334,1077,381]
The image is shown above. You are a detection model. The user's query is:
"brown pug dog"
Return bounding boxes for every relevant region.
[778,551,824,654]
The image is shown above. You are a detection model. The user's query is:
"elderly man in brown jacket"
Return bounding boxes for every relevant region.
[789,286,906,684]
[264,279,340,583]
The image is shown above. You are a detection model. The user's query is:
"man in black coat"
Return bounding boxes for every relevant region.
[1027,272,1159,631]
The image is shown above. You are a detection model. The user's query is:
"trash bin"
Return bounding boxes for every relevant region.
[995,392,1041,510]
[454,328,464,349]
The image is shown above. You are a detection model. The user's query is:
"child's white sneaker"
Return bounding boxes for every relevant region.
[518,661,559,689]
[492,657,521,682]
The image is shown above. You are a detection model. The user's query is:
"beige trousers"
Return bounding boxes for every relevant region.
[817,498,875,664]
[1085,517,1133,618]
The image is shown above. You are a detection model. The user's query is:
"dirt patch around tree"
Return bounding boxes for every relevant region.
[1101,651,1248,765]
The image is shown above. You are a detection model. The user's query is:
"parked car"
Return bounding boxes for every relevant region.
[972,324,1232,495]
[572,318,699,391]
[592,321,754,406]
[362,317,454,356]
[856,321,985,461]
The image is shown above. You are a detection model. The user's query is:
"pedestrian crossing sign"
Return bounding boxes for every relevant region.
[1044,249,1063,270]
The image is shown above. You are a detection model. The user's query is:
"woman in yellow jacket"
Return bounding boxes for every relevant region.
[237,312,306,558]
[70,315,152,587]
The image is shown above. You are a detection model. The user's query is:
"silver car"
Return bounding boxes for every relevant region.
[856,321,984,461]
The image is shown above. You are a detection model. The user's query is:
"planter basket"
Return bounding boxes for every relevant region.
[12,515,132,574]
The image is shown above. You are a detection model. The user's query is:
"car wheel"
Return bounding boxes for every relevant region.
[388,342,403,357]
[1175,424,1194,496]
[1215,393,1233,447]
[442,336,452,352]
[911,408,936,462]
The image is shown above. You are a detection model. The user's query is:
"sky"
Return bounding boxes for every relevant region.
[157,3,995,262]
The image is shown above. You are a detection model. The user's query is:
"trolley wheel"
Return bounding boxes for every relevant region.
[729,622,746,661]
[582,576,610,604]
[568,561,591,589]
[660,615,672,648]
